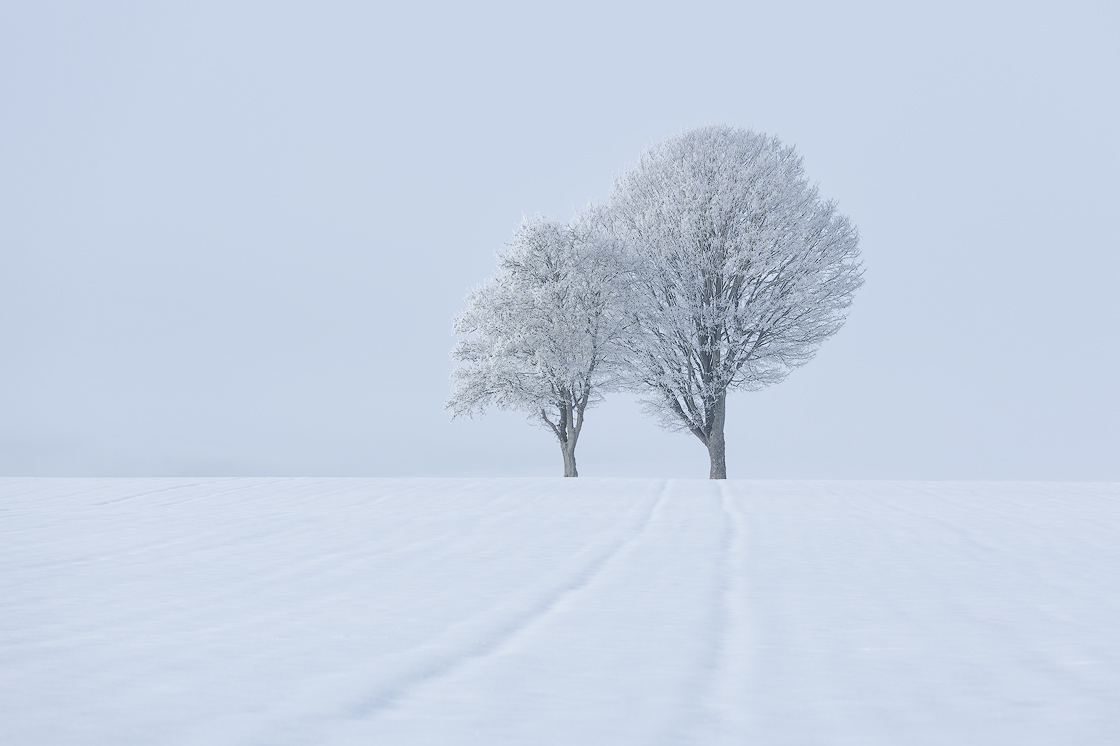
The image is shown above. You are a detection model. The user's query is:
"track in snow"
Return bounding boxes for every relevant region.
[1,478,1117,745]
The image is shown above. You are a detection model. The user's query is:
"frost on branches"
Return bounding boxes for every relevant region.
[608,125,864,479]
[446,212,628,477]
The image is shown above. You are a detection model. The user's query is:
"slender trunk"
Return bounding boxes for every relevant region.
[556,397,581,477]
[707,392,727,479]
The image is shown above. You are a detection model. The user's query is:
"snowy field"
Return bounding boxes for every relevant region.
[2,478,1118,745]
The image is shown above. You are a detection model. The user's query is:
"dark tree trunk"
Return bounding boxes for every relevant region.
[561,442,578,477]
[552,396,584,478]
[707,392,727,479]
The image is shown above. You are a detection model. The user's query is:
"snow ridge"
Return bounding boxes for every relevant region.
[654,481,751,744]
[709,480,754,740]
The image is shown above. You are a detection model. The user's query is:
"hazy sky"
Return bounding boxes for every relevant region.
[2,1,1117,479]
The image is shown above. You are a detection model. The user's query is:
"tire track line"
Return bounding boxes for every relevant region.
[348,479,672,720]
[94,478,239,506]
[702,480,753,742]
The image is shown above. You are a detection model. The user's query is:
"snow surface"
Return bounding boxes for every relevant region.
[2,478,1118,745]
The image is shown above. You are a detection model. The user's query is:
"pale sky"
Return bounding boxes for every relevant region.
[1,0,1117,479]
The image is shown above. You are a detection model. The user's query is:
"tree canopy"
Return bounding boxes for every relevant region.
[607,125,864,477]
[446,212,629,476]
[448,125,863,479]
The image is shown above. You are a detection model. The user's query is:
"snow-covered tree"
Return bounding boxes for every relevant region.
[607,125,864,479]
[447,211,628,477]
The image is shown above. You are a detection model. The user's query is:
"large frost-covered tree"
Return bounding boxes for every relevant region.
[447,212,627,477]
[608,125,864,479]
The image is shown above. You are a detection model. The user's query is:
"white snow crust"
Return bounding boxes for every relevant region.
[2,478,1118,744]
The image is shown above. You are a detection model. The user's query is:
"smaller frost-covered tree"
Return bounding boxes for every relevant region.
[447,211,627,477]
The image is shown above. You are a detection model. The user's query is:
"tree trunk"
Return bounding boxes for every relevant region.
[707,392,727,479]
[561,442,578,477]
[545,397,583,478]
